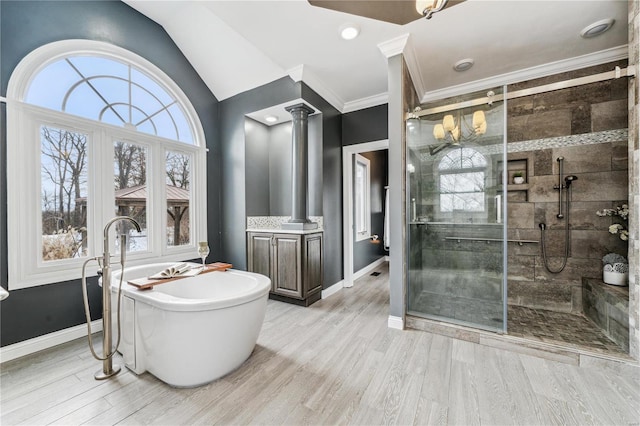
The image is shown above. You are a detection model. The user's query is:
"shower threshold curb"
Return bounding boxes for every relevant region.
[406,315,639,373]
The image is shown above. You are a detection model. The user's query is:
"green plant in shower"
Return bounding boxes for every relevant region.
[596,204,629,241]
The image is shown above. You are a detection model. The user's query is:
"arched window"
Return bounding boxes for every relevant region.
[438,147,487,212]
[26,56,194,143]
[7,40,207,289]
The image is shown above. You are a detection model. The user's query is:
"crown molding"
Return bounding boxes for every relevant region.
[287,64,344,112]
[401,35,426,106]
[342,92,388,113]
[287,64,304,82]
[420,45,629,103]
[377,34,410,58]
[289,64,388,113]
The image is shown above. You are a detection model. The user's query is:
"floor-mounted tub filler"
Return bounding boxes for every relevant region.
[109,262,271,387]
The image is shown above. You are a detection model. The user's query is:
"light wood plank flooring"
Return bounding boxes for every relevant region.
[1,263,639,425]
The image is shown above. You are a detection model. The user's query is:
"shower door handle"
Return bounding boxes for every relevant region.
[495,194,502,224]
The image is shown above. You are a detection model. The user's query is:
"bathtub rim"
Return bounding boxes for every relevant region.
[110,264,270,312]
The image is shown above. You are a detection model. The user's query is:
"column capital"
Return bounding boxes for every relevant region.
[285,103,315,116]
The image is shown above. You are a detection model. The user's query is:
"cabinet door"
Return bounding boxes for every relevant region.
[303,233,323,296]
[247,233,274,288]
[273,234,303,299]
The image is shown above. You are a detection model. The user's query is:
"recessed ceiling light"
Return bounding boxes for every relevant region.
[340,24,360,40]
[581,18,615,38]
[265,115,278,123]
[453,58,474,72]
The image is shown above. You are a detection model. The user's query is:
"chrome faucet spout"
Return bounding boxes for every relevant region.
[103,216,142,257]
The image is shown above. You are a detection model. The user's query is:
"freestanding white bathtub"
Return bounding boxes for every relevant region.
[109,262,270,387]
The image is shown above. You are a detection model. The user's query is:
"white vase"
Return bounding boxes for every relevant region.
[513,176,525,184]
[603,263,629,286]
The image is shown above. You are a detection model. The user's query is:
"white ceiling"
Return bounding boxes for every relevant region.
[124,0,629,113]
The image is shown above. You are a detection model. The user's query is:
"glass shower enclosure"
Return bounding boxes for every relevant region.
[406,87,507,333]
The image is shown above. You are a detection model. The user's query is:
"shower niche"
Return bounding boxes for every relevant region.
[501,156,531,202]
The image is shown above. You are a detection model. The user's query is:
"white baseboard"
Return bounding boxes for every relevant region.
[353,257,388,281]
[388,315,404,330]
[322,280,344,299]
[0,320,102,363]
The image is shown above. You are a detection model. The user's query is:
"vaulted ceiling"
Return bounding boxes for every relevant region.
[124,1,629,113]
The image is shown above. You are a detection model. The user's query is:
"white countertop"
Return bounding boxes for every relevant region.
[246,228,324,235]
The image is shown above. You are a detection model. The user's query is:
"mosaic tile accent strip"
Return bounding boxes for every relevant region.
[418,129,628,162]
[506,129,628,154]
[247,216,323,230]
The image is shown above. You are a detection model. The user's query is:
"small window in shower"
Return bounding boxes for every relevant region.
[438,147,487,212]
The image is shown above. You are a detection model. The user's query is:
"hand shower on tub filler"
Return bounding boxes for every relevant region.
[80,216,141,380]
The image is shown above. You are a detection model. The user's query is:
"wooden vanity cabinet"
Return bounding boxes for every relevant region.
[247,231,323,306]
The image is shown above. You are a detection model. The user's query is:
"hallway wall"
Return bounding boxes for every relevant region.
[342,104,390,273]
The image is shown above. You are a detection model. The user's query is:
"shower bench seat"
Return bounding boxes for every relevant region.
[582,277,629,352]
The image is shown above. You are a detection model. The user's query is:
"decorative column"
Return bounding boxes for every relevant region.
[282,103,318,230]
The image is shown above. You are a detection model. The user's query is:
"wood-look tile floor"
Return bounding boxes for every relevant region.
[507,305,628,355]
[2,263,639,425]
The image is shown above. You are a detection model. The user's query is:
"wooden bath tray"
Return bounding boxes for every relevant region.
[127,262,232,290]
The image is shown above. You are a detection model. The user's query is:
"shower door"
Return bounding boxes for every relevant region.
[406,87,507,333]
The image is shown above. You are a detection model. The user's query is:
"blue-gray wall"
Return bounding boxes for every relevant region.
[0,0,220,346]
[302,85,343,288]
[220,79,342,289]
[342,105,388,147]
[219,77,300,271]
[1,0,390,348]
[343,105,389,272]
[245,116,322,217]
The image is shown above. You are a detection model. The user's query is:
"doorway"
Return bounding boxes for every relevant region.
[342,140,389,288]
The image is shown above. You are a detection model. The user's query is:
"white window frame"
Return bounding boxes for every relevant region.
[6,40,207,290]
[437,147,487,214]
[354,153,371,242]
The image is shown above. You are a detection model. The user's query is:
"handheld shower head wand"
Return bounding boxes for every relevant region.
[564,175,578,187]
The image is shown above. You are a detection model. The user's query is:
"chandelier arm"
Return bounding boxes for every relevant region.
[423,0,450,19]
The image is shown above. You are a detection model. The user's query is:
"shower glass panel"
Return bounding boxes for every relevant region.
[406,87,507,333]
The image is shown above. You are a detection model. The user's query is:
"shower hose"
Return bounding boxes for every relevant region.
[539,186,572,273]
[81,256,126,361]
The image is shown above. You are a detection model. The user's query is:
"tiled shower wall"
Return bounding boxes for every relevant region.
[506,61,629,314]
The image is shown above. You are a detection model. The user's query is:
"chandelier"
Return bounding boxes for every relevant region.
[432,109,487,145]
[416,0,449,19]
